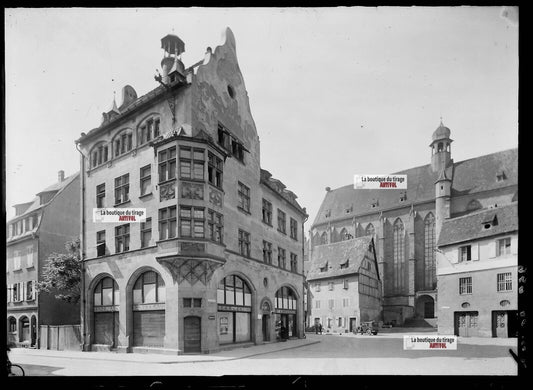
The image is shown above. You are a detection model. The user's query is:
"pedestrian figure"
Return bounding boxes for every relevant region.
[319,324,323,334]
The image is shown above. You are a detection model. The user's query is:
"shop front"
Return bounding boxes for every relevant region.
[217,275,252,344]
[274,286,298,339]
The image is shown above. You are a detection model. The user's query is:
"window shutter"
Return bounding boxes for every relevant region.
[511,236,518,255]
[21,282,26,301]
[471,243,479,261]
[488,241,497,258]
[457,248,461,263]
[7,284,12,303]
[32,280,36,300]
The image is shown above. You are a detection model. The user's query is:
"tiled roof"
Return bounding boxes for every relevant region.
[8,173,79,223]
[260,169,307,215]
[307,236,374,281]
[313,148,517,226]
[437,203,518,247]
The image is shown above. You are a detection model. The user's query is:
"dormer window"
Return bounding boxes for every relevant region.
[320,262,328,273]
[340,259,349,269]
[114,130,133,157]
[325,210,331,218]
[345,205,353,214]
[371,199,379,208]
[91,142,109,169]
[496,171,507,182]
[482,215,498,230]
[400,192,407,202]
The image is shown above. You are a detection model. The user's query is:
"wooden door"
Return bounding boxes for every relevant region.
[184,316,201,353]
[493,311,508,338]
[350,318,357,332]
[262,314,270,341]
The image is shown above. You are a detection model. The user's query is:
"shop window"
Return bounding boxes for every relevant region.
[133,271,165,304]
[275,286,297,311]
[94,277,119,306]
[217,275,252,307]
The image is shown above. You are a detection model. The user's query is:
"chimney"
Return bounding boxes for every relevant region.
[58,170,65,183]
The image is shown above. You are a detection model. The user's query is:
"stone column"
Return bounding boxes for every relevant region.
[117,285,131,353]
[164,283,180,352]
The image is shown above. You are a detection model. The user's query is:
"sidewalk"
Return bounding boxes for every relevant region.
[9,337,320,364]
[310,329,517,347]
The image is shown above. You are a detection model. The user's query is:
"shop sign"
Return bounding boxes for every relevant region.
[217,304,251,313]
[133,303,165,311]
[275,308,296,314]
[94,305,119,313]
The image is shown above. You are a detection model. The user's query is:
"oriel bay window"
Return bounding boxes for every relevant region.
[158,147,176,183]
[180,206,205,238]
[159,206,177,240]
[115,224,130,253]
[114,174,129,205]
[208,209,223,243]
[217,275,252,344]
[208,152,223,188]
[180,147,205,180]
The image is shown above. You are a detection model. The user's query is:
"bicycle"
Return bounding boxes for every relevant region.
[7,348,25,376]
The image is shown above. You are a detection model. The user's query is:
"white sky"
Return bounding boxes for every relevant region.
[5,7,518,228]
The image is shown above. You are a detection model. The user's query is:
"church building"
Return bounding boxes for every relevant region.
[309,121,517,326]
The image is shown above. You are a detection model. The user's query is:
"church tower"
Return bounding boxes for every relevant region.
[431,120,453,240]
[430,119,453,173]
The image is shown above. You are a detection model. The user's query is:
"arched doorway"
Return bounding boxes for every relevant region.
[30,315,37,347]
[93,276,120,347]
[7,317,17,346]
[274,286,298,339]
[216,275,252,345]
[132,270,166,347]
[261,300,272,342]
[184,316,201,353]
[416,295,435,319]
[19,316,30,343]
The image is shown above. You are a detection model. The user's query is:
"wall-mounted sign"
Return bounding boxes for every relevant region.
[133,303,165,311]
[208,315,216,320]
[275,308,297,315]
[218,304,251,313]
[94,305,119,313]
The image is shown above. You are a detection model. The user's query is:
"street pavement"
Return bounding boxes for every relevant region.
[8,330,519,376]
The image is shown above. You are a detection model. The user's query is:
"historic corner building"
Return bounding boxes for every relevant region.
[306,236,382,333]
[76,28,307,354]
[309,121,517,326]
[6,171,80,348]
[436,203,518,338]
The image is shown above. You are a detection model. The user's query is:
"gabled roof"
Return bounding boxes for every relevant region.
[8,172,79,223]
[307,236,374,281]
[437,203,518,247]
[313,148,517,227]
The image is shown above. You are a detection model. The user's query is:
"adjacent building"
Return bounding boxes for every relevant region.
[306,236,382,333]
[436,203,518,337]
[76,28,307,354]
[309,121,517,326]
[6,171,80,347]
